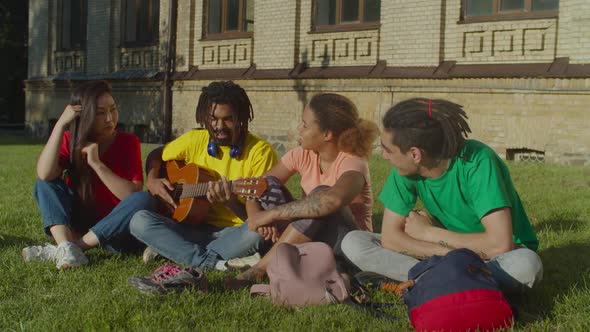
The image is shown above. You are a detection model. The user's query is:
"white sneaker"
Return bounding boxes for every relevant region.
[142,246,160,264]
[55,242,88,270]
[226,252,261,270]
[22,244,58,262]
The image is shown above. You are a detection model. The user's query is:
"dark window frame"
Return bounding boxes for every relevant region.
[460,0,559,23]
[58,0,87,51]
[202,0,253,40]
[121,0,160,47]
[311,0,381,33]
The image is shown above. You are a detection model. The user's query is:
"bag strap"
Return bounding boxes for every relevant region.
[340,280,399,321]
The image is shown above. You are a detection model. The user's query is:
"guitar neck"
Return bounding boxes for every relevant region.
[178,181,234,199]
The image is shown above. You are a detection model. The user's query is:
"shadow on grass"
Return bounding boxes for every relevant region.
[515,242,590,324]
[0,135,44,145]
[0,233,36,248]
[533,213,584,233]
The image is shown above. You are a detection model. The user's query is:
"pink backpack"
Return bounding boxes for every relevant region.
[250,242,350,306]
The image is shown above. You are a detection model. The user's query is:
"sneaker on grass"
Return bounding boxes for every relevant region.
[128,264,208,295]
[142,246,160,264]
[55,241,89,270]
[226,252,261,270]
[22,243,58,262]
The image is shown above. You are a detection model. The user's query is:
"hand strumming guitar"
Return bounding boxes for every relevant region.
[147,175,177,210]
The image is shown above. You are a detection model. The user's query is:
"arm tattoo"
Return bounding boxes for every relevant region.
[438,241,457,250]
[478,251,489,260]
[274,190,335,220]
[399,251,428,260]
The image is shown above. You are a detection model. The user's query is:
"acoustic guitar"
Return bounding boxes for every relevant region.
[159,160,268,224]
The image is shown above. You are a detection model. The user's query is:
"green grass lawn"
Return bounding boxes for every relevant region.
[1,136,589,331]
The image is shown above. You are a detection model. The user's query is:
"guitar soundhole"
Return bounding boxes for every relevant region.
[172,184,183,201]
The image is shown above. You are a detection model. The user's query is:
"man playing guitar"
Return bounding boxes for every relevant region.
[127,81,277,294]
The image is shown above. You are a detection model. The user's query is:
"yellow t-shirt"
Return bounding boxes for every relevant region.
[162,129,278,227]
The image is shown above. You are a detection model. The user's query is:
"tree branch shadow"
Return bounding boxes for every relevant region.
[533,212,584,233]
[0,234,37,249]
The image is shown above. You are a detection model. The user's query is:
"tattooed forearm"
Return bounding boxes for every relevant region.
[438,241,457,250]
[399,251,429,260]
[478,251,489,260]
[273,189,337,220]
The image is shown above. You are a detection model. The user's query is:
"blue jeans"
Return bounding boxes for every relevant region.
[129,201,265,269]
[34,178,157,253]
[342,230,543,294]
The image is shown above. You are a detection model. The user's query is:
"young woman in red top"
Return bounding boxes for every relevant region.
[23,81,155,269]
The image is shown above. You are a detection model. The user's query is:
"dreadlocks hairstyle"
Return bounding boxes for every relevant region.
[382,98,471,163]
[67,80,113,225]
[195,81,254,146]
[308,93,378,158]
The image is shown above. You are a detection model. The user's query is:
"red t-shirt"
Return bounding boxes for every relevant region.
[58,131,143,221]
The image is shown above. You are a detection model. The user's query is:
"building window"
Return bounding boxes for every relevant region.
[122,0,160,46]
[313,0,380,32]
[59,0,87,50]
[205,0,253,39]
[463,0,558,22]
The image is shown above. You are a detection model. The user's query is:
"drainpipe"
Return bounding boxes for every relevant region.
[162,0,178,143]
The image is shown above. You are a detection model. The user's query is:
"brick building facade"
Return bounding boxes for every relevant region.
[26,0,590,165]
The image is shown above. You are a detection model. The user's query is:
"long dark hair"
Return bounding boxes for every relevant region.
[68,80,113,222]
[194,81,254,146]
[382,98,471,164]
[308,93,378,158]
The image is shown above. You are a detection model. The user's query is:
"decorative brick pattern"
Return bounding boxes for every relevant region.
[120,46,160,70]
[54,50,85,73]
[199,39,253,68]
[455,22,557,63]
[307,32,378,66]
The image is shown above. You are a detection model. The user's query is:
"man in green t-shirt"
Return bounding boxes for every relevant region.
[342,98,543,293]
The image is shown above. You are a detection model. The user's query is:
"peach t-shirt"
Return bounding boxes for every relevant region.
[281,147,373,231]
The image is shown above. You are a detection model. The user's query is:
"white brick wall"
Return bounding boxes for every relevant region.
[253,0,297,69]
[86,0,112,74]
[175,0,193,71]
[380,0,441,66]
[28,0,50,78]
[26,0,590,165]
[557,0,590,63]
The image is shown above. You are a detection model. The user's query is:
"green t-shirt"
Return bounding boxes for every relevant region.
[379,139,539,251]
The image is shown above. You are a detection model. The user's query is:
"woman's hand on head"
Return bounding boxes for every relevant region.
[57,104,82,128]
